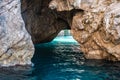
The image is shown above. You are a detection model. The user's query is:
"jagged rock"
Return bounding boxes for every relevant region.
[49,0,117,12]
[21,0,71,44]
[0,0,34,66]
[49,0,120,61]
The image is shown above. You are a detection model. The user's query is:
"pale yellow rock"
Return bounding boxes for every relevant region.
[49,0,120,61]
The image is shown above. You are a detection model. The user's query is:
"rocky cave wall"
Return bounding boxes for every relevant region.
[0,0,34,66]
[21,0,120,61]
[0,0,82,67]
[21,0,73,44]
[0,0,120,67]
[49,0,120,61]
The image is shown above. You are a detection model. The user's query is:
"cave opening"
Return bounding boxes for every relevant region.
[0,0,120,80]
[31,29,83,80]
[21,0,120,80]
[52,30,78,43]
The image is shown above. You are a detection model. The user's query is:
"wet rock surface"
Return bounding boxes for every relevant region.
[0,0,34,66]
[49,0,120,61]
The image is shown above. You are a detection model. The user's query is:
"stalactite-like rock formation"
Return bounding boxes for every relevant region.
[49,0,120,61]
[0,0,34,66]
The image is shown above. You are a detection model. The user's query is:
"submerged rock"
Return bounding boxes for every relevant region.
[0,0,34,66]
[49,0,120,61]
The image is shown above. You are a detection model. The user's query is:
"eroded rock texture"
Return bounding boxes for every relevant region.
[21,0,71,44]
[0,0,34,66]
[49,0,120,61]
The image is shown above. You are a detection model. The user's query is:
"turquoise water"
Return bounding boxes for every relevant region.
[0,36,120,80]
[52,36,78,43]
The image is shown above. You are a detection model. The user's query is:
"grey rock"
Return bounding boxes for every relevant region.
[0,0,34,66]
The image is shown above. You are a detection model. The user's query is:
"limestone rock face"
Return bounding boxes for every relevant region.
[49,0,120,61]
[0,0,34,66]
[49,0,117,12]
[21,0,70,44]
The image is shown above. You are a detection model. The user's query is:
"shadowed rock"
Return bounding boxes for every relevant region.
[21,0,71,44]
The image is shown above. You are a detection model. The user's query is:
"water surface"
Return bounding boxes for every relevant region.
[0,36,120,80]
[32,36,120,80]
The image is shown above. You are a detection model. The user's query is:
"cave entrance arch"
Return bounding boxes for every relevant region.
[32,29,80,67]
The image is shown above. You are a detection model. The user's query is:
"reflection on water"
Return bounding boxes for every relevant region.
[0,36,120,80]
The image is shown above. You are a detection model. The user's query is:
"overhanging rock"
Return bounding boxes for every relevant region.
[49,0,120,61]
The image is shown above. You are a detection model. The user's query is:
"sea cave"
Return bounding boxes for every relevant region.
[0,0,120,80]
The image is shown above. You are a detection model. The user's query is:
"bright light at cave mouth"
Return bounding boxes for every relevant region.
[52,30,78,43]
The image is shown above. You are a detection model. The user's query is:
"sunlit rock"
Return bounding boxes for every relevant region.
[49,0,120,61]
[0,0,34,66]
[49,0,118,12]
